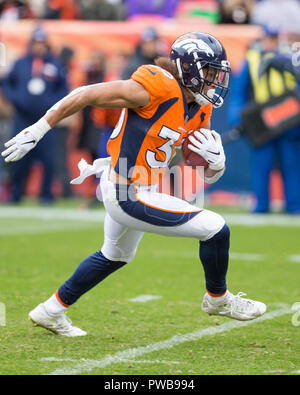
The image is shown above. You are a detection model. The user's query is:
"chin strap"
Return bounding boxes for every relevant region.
[188,88,224,109]
[187,89,210,106]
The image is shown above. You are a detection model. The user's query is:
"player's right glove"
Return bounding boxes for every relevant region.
[1,118,51,163]
[2,130,38,163]
[188,128,226,171]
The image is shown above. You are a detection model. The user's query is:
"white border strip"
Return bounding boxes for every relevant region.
[223,213,300,227]
[0,207,106,222]
[48,306,291,375]
[1,208,300,227]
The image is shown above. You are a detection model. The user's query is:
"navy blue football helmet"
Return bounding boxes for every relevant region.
[170,32,231,108]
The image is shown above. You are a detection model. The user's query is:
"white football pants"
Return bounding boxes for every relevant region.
[100,169,225,263]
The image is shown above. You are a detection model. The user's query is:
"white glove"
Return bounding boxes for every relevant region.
[1,118,51,163]
[1,130,38,163]
[187,128,226,171]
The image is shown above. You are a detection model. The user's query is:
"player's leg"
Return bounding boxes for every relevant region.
[107,183,229,294]
[55,213,144,307]
[29,213,144,336]
[103,181,266,321]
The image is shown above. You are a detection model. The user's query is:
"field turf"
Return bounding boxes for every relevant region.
[0,204,300,375]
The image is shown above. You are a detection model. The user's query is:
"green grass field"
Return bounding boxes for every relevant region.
[0,204,300,375]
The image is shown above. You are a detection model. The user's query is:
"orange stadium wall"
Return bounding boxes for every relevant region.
[0,20,263,200]
[1,20,262,75]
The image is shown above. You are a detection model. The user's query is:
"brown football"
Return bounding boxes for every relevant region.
[182,130,209,169]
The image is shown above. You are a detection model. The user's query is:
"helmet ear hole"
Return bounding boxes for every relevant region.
[191,77,201,87]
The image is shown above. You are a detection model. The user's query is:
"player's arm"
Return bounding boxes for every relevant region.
[45,80,150,127]
[1,80,150,163]
[188,120,226,184]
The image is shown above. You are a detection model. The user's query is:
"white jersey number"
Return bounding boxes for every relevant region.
[146,126,181,169]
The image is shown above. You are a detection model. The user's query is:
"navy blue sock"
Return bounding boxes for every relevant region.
[58,251,127,306]
[199,224,230,295]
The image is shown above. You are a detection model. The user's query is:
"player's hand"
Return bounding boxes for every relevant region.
[1,129,38,163]
[188,129,226,171]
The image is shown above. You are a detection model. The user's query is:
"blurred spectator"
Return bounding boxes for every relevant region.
[0,0,34,20]
[0,92,13,201]
[95,50,128,158]
[79,0,125,21]
[54,46,75,198]
[229,26,300,214]
[43,0,80,19]
[27,0,47,18]
[217,0,257,24]
[251,0,300,32]
[2,26,69,204]
[78,51,106,161]
[121,27,163,80]
[125,0,179,19]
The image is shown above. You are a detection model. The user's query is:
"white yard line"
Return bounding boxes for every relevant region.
[129,295,162,303]
[42,357,181,365]
[0,207,105,222]
[48,306,291,375]
[0,222,100,236]
[151,250,266,261]
[222,213,300,227]
[288,255,300,263]
[229,252,266,261]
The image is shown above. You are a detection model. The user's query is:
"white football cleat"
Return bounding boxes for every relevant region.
[202,291,266,321]
[29,303,87,337]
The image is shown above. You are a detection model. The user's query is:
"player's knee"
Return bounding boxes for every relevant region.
[101,240,137,263]
[214,223,230,241]
[199,210,226,241]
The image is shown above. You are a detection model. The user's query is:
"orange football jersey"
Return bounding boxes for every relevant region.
[107,64,212,185]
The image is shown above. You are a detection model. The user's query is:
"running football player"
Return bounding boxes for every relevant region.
[2,32,266,337]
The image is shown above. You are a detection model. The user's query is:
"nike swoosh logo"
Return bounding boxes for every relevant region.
[146,68,156,75]
[207,150,220,155]
[22,140,36,145]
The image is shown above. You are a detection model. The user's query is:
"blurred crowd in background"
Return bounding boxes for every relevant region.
[0,0,288,23]
[0,0,299,25]
[1,0,300,213]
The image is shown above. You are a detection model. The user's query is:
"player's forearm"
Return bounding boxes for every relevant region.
[204,167,224,178]
[44,86,93,128]
[204,167,226,184]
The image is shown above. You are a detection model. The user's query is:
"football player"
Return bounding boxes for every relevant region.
[2,32,266,336]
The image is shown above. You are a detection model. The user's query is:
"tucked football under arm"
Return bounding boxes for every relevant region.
[194,121,226,183]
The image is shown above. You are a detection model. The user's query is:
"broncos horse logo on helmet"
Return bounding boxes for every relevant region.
[172,38,215,57]
[170,32,231,108]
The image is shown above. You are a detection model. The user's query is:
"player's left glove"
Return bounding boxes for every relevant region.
[188,128,226,171]
[1,118,51,163]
